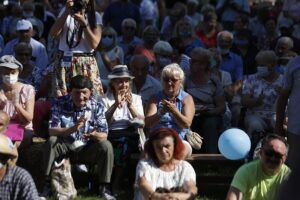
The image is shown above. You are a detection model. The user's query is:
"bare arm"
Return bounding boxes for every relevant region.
[226,186,243,200]
[145,95,163,128]
[50,6,70,38]
[14,89,35,123]
[81,24,102,49]
[275,89,290,136]
[171,95,195,128]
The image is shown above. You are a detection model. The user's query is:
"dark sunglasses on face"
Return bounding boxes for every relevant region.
[263,149,285,159]
[163,77,180,83]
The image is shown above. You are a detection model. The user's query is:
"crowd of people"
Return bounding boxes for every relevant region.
[0,0,300,199]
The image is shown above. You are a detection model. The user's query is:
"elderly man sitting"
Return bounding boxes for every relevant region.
[43,75,115,199]
[226,134,290,200]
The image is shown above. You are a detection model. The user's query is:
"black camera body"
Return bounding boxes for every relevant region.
[72,0,86,13]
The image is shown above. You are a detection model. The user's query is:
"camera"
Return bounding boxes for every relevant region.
[72,0,86,13]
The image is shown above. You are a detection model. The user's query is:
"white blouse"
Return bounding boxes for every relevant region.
[100,92,144,130]
[134,159,196,200]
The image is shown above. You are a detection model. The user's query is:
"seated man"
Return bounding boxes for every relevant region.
[226,134,290,200]
[43,75,115,199]
[0,134,39,200]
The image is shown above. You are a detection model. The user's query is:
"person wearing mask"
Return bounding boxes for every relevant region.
[226,134,290,200]
[0,55,35,143]
[2,19,49,73]
[172,18,204,57]
[96,26,124,89]
[117,18,142,65]
[242,50,282,156]
[151,41,173,80]
[217,31,243,127]
[50,0,103,97]
[0,134,39,200]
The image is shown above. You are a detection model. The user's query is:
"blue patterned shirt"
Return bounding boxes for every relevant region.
[0,166,39,200]
[49,95,108,144]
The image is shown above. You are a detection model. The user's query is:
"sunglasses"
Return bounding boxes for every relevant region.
[263,149,285,159]
[163,77,180,83]
[18,29,30,33]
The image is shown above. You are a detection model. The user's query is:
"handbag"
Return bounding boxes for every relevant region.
[186,131,203,150]
[5,122,25,142]
[51,158,77,200]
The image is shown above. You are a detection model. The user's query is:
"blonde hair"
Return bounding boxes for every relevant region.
[161,63,185,88]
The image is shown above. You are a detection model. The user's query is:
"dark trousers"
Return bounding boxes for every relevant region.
[43,136,114,183]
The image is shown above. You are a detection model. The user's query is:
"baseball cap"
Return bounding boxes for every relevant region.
[16,19,33,31]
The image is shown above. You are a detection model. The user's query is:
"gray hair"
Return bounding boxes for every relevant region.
[255,50,277,66]
[276,36,294,49]
[153,41,173,56]
[121,18,137,29]
[161,63,185,88]
[217,31,234,41]
[191,47,212,67]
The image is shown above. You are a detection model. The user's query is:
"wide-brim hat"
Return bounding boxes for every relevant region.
[0,134,18,158]
[0,55,23,72]
[108,65,134,80]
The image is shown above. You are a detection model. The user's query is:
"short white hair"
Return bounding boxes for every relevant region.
[161,63,185,87]
[217,31,234,41]
[277,36,294,49]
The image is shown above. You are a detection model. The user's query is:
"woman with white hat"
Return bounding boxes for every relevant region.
[100,65,144,193]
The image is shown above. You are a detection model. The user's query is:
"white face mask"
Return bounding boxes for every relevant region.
[217,47,230,55]
[2,73,18,86]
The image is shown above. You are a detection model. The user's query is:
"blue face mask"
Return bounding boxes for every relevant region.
[101,36,114,47]
[178,31,192,38]
[157,56,172,68]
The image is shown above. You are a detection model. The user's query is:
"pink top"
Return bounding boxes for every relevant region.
[2,84,35,129]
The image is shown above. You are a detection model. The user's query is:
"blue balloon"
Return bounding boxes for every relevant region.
[218,128,251,160]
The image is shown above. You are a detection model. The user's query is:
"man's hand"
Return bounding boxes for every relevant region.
[74,116,86,131]
[83,128,107,141]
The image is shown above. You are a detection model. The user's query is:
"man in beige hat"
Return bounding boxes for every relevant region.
[0,134,39,199]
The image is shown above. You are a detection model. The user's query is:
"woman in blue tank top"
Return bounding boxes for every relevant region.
[145,63,195,140]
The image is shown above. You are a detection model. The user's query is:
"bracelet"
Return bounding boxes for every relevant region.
[148,191,155,200]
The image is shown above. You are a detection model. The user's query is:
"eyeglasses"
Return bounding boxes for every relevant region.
[263,149,286,159]
[163,77,180,83]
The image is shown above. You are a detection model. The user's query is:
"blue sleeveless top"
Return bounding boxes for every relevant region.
[151,89,189,139]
